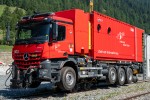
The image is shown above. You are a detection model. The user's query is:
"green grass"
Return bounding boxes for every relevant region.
[0,45,12,52]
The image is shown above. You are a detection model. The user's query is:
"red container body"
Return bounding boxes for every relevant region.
[56,9,144,62]
[91,11,144,62]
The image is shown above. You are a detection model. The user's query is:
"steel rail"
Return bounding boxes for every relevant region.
[122,91,150,100]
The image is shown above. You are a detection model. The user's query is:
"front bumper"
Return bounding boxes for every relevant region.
[38,60,60,83]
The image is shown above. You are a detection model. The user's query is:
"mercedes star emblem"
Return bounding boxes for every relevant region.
[23,53,29,61]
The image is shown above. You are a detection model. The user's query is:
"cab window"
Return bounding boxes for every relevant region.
[57,25,66,41]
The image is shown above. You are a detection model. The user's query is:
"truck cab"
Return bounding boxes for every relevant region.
[11,12,76,88]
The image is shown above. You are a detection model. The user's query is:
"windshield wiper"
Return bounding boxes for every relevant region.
[31,36,47,44]
[34,40,42,44]
[15,39,29,45]
[21,40,29,44]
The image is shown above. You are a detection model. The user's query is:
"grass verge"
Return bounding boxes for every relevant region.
[0,45,12,52]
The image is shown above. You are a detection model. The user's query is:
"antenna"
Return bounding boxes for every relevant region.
[90,0,94,13]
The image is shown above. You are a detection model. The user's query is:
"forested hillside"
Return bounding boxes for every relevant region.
[0,0,150,44]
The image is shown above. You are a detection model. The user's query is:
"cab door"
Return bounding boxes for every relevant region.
[49,22,74,58]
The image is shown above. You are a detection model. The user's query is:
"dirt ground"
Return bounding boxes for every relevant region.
[0,52,13,65]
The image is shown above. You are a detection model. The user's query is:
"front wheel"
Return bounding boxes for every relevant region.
[58,67,76,91]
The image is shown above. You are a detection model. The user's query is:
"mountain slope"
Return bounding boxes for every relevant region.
[99,0,150,33]
[0,0,149,33]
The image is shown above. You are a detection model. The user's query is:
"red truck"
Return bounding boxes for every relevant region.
[10,9,144,91]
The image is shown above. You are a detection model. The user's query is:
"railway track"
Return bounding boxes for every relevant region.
[10,83,108,99]
[122,91,150,100]
[9,81,150,99]
[11,89,65,99]
[13,90,150,100]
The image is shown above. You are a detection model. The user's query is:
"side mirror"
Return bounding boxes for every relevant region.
[52,22,58,41]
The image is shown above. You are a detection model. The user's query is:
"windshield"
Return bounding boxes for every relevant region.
[15,23,52,44]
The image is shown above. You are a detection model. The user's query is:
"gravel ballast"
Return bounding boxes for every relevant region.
[0,71,150,100]
[0,67,150,99]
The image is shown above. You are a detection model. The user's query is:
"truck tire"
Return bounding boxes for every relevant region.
[59,67,76,91]
[117,68,126,85]
[107,67,117,84]
[133,75,138,83]
[126,68,133,84]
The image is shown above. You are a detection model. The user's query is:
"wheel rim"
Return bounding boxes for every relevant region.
[120,71,125,82]
[110,70,116,81]
[66,72,74,86]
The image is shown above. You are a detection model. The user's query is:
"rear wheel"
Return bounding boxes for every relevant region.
[126,68,133,84]
[117,68,126,85]
[58,67,76,91]
[107,67,117,84]
[133,75,138,83]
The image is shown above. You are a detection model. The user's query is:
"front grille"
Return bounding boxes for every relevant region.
[14,53,41,69]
